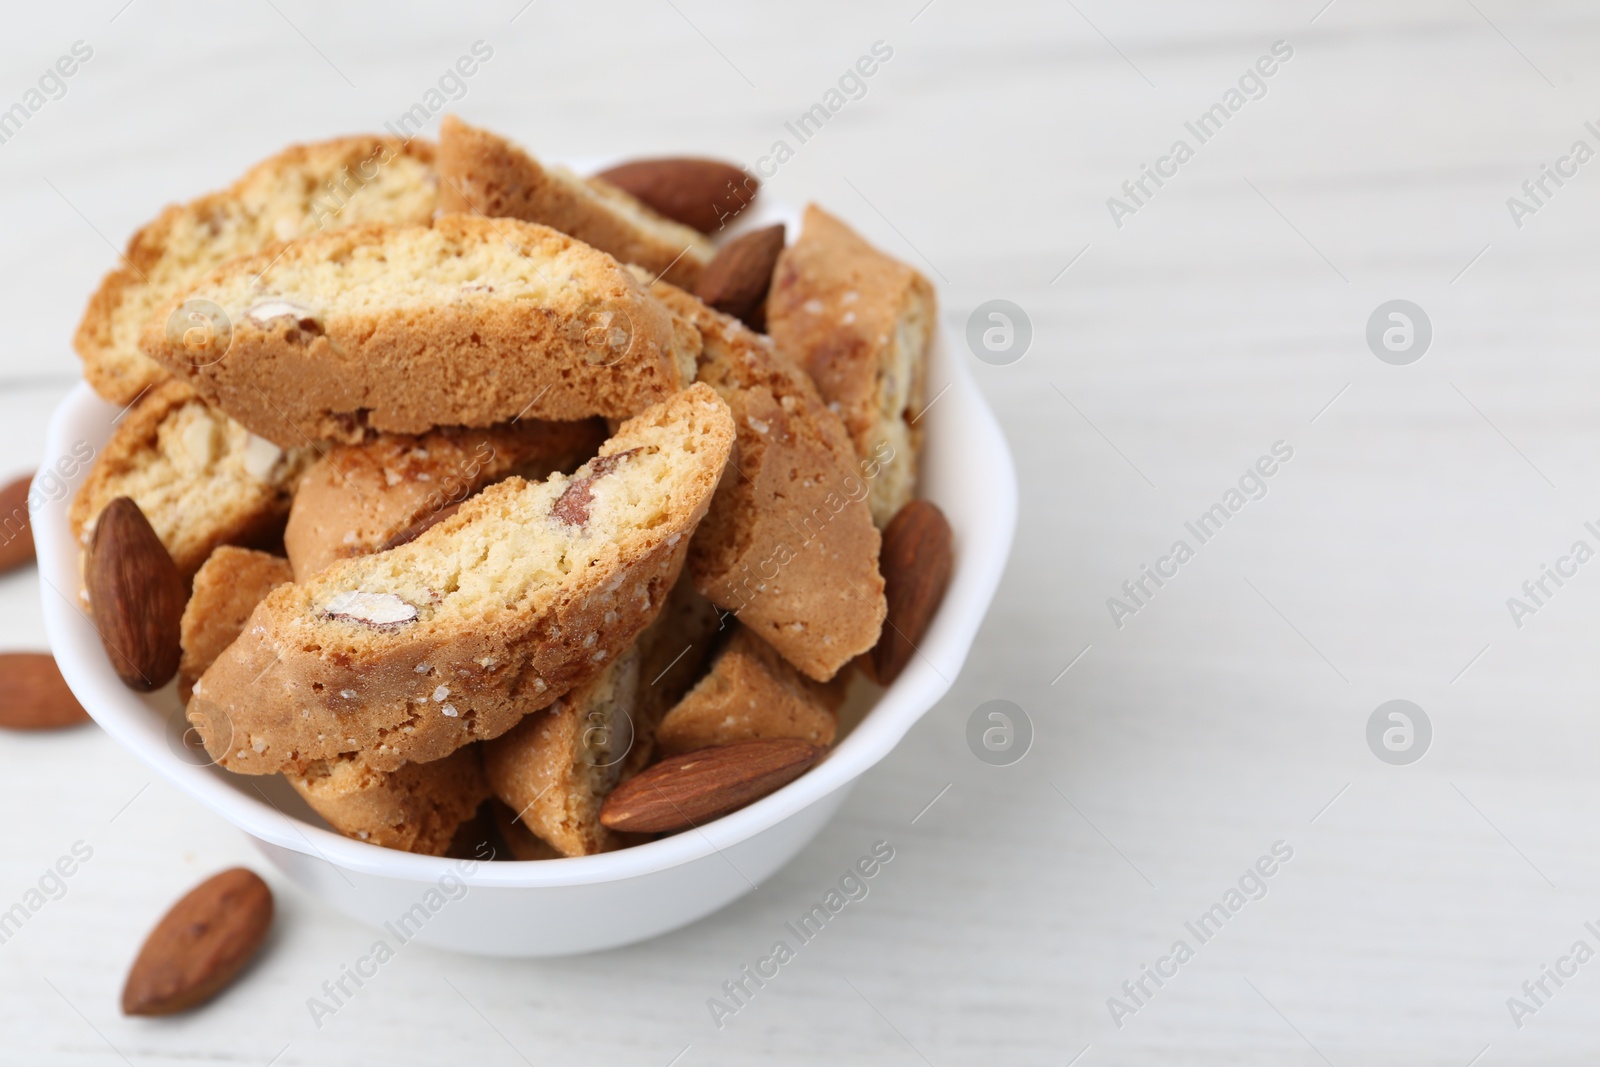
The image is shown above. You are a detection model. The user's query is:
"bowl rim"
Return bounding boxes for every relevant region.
[39,324,1015,890]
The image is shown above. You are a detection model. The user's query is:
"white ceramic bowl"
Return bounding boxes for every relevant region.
[37,262,1015,958]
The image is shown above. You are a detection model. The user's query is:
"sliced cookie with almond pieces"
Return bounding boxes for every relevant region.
[649,279,885,682]
[288,745,491,856]
[139,215,702,446]
[655,624,846,758]
[483,643,642,857]
[438,116,714,289]
[284,419,607,580]
[70,382,314,578]
[186,383,735,776]
[766,204,936,527]
[77,135,437,406]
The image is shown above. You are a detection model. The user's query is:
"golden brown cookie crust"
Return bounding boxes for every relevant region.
[624,571,723,778]
[178,546,293,702]
[139,215,703,446]
[650,280,886,682]
[437,116,712,290]
[766,204,936,526]
[187,384,735,776]
[76,136,437,405]
[655,626,845,757]
[483,645,641,857]
[288,745,491,856]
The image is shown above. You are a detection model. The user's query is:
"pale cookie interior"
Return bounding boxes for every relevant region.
[69,382,313,575]
[77,137,436,404]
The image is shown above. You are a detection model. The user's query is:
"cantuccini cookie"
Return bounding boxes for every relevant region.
[178,546,294,702]
[283,419,607,580]
[69,382,314,578]
[139,216,702,445]
[655,625,845,757]
[288,745,491,856]
[438,116,713,290]
[186,383,735,775]
[649,279,885,682]
[624,571,723,778]
[490,800,563,861]
[766,204,936,527]
[75,136,437,405]
[483,644,641,857]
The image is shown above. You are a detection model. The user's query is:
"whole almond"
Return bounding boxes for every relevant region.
[85,497,186,691]
[694,224,785,331]
[600,738,824,834]
[0,471,35,574]
[0,652,91,730]
[122,868,273,1016]
[872,500,955,685]
[595,158,757,234]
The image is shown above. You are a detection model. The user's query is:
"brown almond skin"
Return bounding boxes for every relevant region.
[595,158,757,234]
[122,868,274,1016]
[85,497,186,691]
[600,738,824,834]
[693,224,785,331]
[0,472,35,574]
[0,653,91,730]
[872,500,955,686]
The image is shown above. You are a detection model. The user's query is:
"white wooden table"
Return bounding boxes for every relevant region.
[4,1,1600,1062]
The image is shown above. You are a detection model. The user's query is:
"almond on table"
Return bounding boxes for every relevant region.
[0,653,91,730]
[0,471,35,575]
[121,868,273,1016]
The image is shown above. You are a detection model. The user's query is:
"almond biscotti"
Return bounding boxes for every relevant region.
[75,136,437,406]
[766,204,936,527]
[178,546,294,701]
[69,381,314,578]
[186,383,735,776]
[139,216,701,446]
[624,571,722,778]
[288,745,490,856]
[483,643,641,857]
[283,419,607,580]
[650,280,886,682]
[438,116,713,290]
[655,625,845,757]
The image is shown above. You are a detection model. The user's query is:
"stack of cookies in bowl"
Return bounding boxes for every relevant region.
[66,116,953,862]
